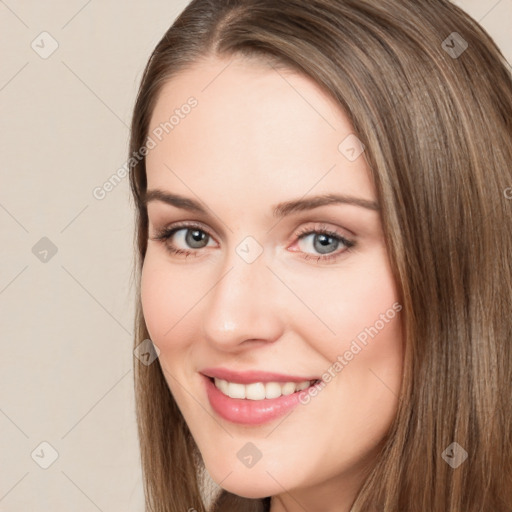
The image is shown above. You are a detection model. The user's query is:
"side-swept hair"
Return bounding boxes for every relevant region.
[129,1,512,510]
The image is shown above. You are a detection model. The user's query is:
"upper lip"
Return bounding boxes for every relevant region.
[200,367,319,384]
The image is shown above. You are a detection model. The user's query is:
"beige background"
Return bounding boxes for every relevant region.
[0,1,510,510]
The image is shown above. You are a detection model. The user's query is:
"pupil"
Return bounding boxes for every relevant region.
[315,234,338,254]
[187,229,207,248]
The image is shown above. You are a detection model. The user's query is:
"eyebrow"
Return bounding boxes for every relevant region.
[144,188,380,217]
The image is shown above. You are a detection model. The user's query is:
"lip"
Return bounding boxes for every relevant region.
[201,373,320,425]
[200,367,319,384]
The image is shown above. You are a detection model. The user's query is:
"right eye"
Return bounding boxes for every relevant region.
[150,223,217,257]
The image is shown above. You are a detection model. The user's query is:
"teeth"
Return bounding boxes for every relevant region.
[296,381,310,391]
[213,378,314,400]
[281,382,296,395]
[246,382,266,400]
[265,382,282,399]
[227,382,245,399]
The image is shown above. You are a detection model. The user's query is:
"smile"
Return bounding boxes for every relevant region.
[201,370,322,425]
[213,378,315,400]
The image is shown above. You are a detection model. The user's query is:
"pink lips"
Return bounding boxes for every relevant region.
[200,367,320,425]
[201,367,319,384]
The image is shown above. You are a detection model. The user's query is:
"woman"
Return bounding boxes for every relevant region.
[129,0,512,510]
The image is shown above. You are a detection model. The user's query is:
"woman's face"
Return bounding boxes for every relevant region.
[141,55,403,508]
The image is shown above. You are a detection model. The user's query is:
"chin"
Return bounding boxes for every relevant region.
[205,464,280,499]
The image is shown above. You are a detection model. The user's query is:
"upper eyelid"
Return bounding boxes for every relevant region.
[155,221,218,240]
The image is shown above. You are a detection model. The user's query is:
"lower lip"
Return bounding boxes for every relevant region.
[202,375,316,425]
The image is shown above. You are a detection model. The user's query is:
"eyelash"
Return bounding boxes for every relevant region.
[150,221,356,264]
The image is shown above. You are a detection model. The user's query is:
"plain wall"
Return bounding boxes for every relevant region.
[1,1,510,510]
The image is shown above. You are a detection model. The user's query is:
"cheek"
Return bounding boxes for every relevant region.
[140,258,162,343]
[309,249,403,425]
[340,262,400,350]
[290,247,401,359]
[140,252,216,365]
[140,254,185,347]
[331,291,403,443]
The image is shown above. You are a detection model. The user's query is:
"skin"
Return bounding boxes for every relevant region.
[141,54,404,512]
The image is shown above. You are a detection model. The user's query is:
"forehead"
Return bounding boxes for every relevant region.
[145,55,375,213]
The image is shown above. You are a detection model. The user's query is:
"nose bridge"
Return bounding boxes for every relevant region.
[201,239,282,348]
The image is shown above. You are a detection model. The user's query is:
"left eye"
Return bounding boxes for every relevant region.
[297,231,345,255]
[293,228,355,261]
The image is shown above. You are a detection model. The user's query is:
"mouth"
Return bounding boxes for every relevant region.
[201,373,322,425]
[209,376,321,400]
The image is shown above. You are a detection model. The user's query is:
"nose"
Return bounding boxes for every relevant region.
[201,244,284,352]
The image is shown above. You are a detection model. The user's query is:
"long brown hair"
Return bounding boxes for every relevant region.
[129,1,512,510]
